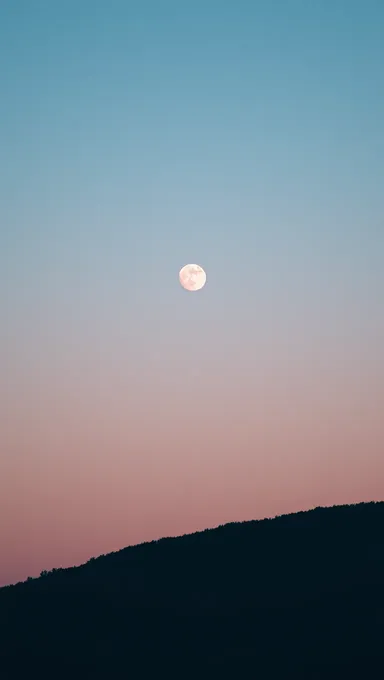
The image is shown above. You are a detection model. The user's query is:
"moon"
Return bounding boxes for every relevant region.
[179,263,206,292]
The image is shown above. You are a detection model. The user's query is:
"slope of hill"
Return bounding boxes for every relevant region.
[1,502,383,678]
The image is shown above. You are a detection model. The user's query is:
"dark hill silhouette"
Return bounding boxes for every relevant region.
[1,501,383,678]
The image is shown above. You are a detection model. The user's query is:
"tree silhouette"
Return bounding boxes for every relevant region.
[0,501,383,679]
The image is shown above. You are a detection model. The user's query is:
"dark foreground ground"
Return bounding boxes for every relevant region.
[1,501,383,679]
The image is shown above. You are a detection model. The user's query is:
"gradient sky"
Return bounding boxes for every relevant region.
[1,0,383,587]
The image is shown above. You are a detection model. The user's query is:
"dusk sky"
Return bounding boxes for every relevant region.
[1,0,383,587]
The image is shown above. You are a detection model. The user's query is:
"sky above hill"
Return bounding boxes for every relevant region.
[1,0,383,586]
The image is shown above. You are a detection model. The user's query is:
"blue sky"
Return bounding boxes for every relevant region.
[1,0,383,369]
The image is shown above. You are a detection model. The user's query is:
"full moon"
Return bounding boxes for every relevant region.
[179,263,206,292]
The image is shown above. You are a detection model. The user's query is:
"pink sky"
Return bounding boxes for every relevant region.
[1,321,383,587]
